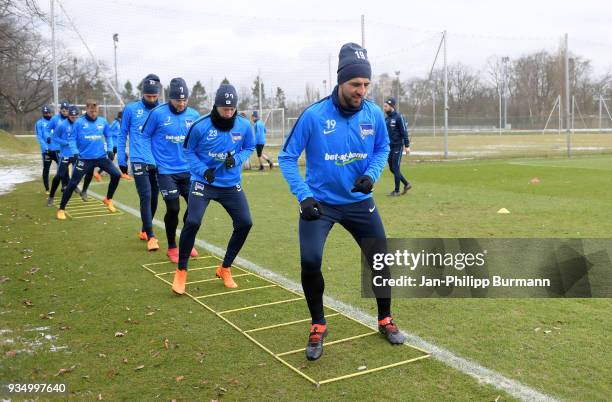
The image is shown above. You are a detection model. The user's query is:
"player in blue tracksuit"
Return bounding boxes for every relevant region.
[141,78,200,263]
[278,43,405,361]
[56,100,121,220]
[45,101,71,191]
[383,97,411,196]
[47,105,80,206]
[109,111,122,158]
[35,105,53,192]
[94,110,123,180]
[251,111,273,170]
[117,74,162,251]
[172,84,255,295]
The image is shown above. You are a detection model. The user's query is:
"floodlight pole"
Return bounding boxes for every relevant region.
[258,69,263,117]
[328,54,332,95]
[395,70,400,109]
[502,56,509,129]
[113,33,119,90]
[432,83,436,137]
[443,30,448,159]
[50,0,58,110]
[564,33,571,157]
[361,15,365,48]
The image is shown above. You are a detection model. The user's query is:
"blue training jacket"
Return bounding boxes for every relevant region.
[183,114,255,187]
[109,119,121,147]
[53,118,78,158]
[117,99,158,166]
[278,97,390,205]
[74,115,113,159]
[254,119,266,145]
[386,110,409,147]
[46,114,66,151]
[141,103,200,174]
[35,117,51,152]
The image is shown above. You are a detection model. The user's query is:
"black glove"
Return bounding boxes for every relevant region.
[113,146,117,154]
[299,197,321,221]
[45,150,52,157]
[107,151,115,161]
[46,136,51,144]
[225,152,235,168]
[203,167,215,184]
[70,154,78,163]
[351,175,374,194]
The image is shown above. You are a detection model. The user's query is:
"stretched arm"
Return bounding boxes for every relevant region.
[102,118,114,150]
[35,121,48,152]
[278,113,312,202]
[140,109,156,160]
[117,107,130,166]
[398,113,410,147]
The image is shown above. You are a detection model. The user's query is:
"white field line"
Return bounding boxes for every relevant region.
[88,190,560,402]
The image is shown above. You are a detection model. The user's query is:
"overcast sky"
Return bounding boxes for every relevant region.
[37,0,612,102]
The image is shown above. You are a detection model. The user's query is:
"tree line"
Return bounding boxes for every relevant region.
[2,0,610,133]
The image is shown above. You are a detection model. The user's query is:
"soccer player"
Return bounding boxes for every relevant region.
[278,43,406,361]
[110,111,122,169]
[117,74,162,251]
[93,110,124,182]
[56,100,121,220]
[35,105,53,193]
[251,111,273,171]
[141,77,200,263]
[173,84,255,294]
[45,101,71,193]
[383,97,411,196]
[47,105,80,206]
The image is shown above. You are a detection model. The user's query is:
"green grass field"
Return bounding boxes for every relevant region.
[1,132,611,401]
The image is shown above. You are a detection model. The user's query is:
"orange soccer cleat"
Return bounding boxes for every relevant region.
[166,247,179,264]
[102,197,117,213]
[215,265,237,288]
[147,237,159,251]
[171,269,187,294]
[56,209,67,220]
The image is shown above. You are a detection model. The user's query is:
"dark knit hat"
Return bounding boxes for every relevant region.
[142,74,161,95]
[60,101,69,110]
[42,105,52,114]
[252,110,258,118]
[385,97,396,108]
[68,105,79,116]
[169,77,189,100]
[337,42,372,85]
[215,84,238,107]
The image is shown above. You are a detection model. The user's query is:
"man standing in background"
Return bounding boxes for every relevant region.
[251,111,273,171]
[383,97,411,196]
